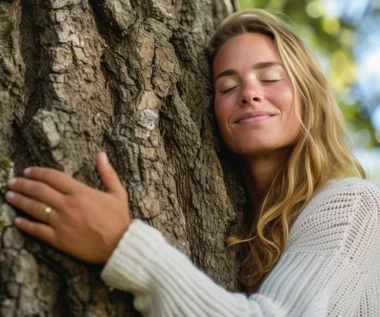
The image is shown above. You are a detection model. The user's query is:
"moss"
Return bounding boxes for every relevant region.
[1,156,12,169]
[0,156,15,181]
[0,156,12,169]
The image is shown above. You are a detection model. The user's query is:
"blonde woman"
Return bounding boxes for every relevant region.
[6,9,380,316]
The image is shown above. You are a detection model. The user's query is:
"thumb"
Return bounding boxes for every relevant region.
[96,152,124,194]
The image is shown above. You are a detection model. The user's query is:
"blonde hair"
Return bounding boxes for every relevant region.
[208,9,365,293]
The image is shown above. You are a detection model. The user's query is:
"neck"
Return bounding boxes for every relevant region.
[241,152,289,210]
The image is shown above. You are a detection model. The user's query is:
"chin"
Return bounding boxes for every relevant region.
[231,145,272,157]
[230,143,292,158]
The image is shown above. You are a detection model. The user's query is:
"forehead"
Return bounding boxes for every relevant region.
[212,33,281,79]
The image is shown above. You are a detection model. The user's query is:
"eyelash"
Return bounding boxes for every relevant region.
[221,86,238,94]
[220,79,280,93]
[219,76,283,94]
[261,79,280,83]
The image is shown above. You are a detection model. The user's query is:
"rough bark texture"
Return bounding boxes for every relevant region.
[0,0,246,316]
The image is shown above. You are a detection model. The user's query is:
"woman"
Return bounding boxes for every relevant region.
[5,9,380,316]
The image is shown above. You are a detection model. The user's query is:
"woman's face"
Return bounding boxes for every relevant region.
[213,33,301,158]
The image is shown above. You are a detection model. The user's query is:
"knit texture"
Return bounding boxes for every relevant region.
[101,178,380,316]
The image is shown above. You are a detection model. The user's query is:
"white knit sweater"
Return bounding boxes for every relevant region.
[101,178,380,316]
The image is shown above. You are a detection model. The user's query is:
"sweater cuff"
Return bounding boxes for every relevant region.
[100,219,169,293]
[100,220,267,316]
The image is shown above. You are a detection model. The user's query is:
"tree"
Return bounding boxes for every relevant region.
[0,0,246,315]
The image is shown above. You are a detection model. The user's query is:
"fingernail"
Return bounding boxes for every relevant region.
[6,191,15,200]
[23,167,31,176]
[7,178,16,186]
[101,152,109,164]
[14,217,22,225]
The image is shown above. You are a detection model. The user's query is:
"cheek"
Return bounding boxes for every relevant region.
[270,85,296,114]
[214,106,225,129]
[285,97,303,138]
[213,100,232,141]
[273,84,293,100]
[213,96,228,122]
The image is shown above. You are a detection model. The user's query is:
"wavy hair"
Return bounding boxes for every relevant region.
[208,9,365,293]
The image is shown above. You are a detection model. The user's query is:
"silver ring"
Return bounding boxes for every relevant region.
[43,206,52,223]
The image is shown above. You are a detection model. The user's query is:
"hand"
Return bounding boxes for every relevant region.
[5,152,131,264]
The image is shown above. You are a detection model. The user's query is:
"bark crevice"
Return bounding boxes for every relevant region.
[19,0,43,126]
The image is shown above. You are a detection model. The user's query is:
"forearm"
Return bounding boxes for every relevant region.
[101,220,280,317]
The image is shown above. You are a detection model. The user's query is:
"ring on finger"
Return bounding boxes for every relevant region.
[43,205,52,223]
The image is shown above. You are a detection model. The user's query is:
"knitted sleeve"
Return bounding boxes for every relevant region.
[101,178,380,317]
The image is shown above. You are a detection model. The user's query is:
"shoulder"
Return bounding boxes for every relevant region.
[322,177,380,196]
[320,178,380,230]
[304,177,380,218]
[288,178,380,256]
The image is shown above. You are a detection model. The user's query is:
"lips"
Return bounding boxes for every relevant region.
[235,111,273,124]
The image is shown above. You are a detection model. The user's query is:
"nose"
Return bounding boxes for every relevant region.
[240,81,262,105]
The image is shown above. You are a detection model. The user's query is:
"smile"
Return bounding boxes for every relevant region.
[236,112,273,124]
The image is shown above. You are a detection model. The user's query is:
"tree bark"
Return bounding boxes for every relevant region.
[0,0,246,316]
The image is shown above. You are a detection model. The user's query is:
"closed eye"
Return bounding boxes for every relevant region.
[261,79,281,83]
[221,86,238,93]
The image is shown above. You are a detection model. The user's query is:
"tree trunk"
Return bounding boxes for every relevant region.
[0,0,246,316]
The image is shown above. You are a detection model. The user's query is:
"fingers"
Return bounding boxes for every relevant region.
[5,191,57,224]
[14,217,56,244]
[23,167,78,194]
[7,177,64,210]
[15,153,124,196]
[96,152,125,195]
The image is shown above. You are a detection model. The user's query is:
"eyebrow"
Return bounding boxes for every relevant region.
[214,61,283,83]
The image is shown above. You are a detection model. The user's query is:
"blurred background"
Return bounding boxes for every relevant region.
[239,0,380,187]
